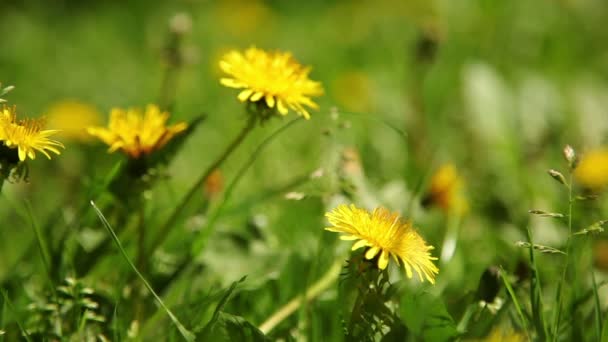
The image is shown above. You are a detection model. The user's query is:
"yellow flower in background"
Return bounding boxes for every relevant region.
[473,327,526,342]
[325,204,439,284]
[423,163,468,215]
[0,106,64,161]
[574,148,608,190]
[45,100,102,142]
[87,104,187,159]
[214,0,274,38]
[332,71,373,113]
[219,47,323,119]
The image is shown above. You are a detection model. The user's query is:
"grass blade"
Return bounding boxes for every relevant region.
[1,290,31,342]
[591,267,602,341]
[90,200,195,341]
[526,225,549,340]
[498,266,529,335]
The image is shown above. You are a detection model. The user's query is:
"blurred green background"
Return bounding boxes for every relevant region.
[1,0,608,340]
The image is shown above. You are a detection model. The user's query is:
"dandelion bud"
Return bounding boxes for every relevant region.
[563,145,577,170]
[548,169,567,186]
[169,13,192,36]
[204,169,224,198]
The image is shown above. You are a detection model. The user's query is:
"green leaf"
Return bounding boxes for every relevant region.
[198,312,268,342]
[400,291,458,342]
[197,276,268,341]
[601,312,608,342]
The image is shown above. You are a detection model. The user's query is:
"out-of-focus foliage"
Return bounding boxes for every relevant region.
[0,0,607,340]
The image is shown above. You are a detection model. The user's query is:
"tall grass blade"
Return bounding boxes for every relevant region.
[526,225,549,340]
[1,290,31,342]
[498,267,529,335]
[90,200,195,341]
[591,268,602,341]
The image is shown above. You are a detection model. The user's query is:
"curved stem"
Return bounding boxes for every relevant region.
[553,174,573,341]
[91,201,195,341]
[258,260,342,334]
[150,116,257,252]
[190,118,301,255]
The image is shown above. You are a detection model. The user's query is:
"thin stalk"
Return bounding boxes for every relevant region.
[135,199,146,323]
[150,116,257,252]
[553,174,573,341]
[91,201,195,342]
[526,223,549,340]
[24,200,55,296]
[590,238,602,341]
[456,304,475,334]
[499,266,530,340]
[258,260,341,334]
[1,290,31,342]
[190,118,301,255]
[152,118,303,296]
[440,212,461,264]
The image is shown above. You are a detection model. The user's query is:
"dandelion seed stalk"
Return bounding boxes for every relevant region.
[150,115,257,252]
[553,173,573,341]
[90,201,195,342]
[258,260,342,334]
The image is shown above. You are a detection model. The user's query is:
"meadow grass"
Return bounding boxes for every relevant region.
[0,0,607,341]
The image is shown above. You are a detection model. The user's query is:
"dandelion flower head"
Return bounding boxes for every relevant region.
[220,47,323,119]
[424,163,468,215]
[0,106,64,161]
[325,204,439,284]
[87,105,187,159]
[574,148,608,190]
[476,327,526,342]
[46,100,102,142]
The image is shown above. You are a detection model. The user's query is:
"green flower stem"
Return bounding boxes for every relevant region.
[590,237,602,341]
[258,260,342,335]
[191,118,302,254]
[440,212,462,264]
[91,201,195,342]
[553,174,573,341]
[150,115,257,253]
[135,199,147,323]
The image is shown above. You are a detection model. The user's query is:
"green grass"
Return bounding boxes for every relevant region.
[1,0,608,340]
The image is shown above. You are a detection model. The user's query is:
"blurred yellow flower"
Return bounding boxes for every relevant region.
[325,204,439,283]
[45,100,102,142]
[332,71,373,113]
[574,148,608,190]
[424,163,468,215]
[0,106,64,161]
[473,327,526,342]
[87,104,187,159]
[214,0,274,37]
[220,47,323,119]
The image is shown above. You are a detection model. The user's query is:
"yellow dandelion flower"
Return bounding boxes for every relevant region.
[0,106,64,161]
[325,204,439,284]
[423,163,468,215]
[45,100,102,142]
[473,327,526,342]
[332,71,373,113]
[219,47,323,119]
[574,148,608,190]
[87,104,188,159]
